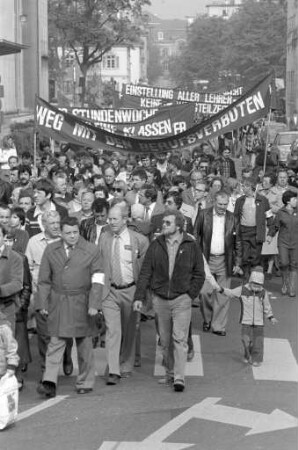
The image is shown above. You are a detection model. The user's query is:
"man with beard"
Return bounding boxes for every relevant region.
[134,210,205,392]
[18,165,33,195]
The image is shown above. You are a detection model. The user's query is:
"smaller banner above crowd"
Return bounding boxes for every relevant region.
[120,83,240,115]
[58,103,196,137]
[35,73,272,154]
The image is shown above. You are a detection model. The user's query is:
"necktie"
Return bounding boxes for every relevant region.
[111,236,122,285]
[67,245,74,257]
[144,206,150,221]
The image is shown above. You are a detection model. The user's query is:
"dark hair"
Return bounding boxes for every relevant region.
[18,189,34,201]
[142,184,158,202]
[263,172,276,186]
[214,190,230,200]
[61,216,79,230]
[0,203,10,212]
[19,164,32,176]
[131,167,147,181]
[34,179,54,198]
[210,176,224,190]
[21,152,32,160]
[165,191,183,209]
[282,190,297,205]
[168,155,182,170]
[172,175,186,186]
[8,155,18,163]
[94,185,109,199]
[92,198,110,213]
[162,210,184,232]
[10,207,26,226]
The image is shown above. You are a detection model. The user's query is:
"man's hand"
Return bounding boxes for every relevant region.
[222,288,234,297]
[133,301,143,312]
[88,307,98,316]
[40,309,48,317]
[233,265,243,276]
[270,317,278,325]
[266,235,273,244]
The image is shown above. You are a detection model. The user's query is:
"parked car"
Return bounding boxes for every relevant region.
[271,131,298,165]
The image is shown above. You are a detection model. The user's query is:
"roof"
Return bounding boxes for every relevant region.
[0,39,28,56]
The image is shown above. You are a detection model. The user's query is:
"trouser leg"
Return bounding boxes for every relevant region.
[153,296,173,378]
[43,337,66,385]
[211,274,231,332]
[251,326,264,363]
[241,325,252,361]
[102,291,122,376]
[119,286,137,373]
[171,294,192,382]
[75,336,95,390]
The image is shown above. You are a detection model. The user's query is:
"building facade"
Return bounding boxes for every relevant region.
[286,0,298,128]
[206,0,242,19]
[0,0,48,115]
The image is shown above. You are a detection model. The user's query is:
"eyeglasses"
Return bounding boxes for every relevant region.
[112,188,123,193]
[162,220,173,226]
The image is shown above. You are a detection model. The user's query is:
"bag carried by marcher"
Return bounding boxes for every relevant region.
[0,374,19,430]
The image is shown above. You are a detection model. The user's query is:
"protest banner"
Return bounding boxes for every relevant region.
[35,73,272,154]
[58,103,196,137]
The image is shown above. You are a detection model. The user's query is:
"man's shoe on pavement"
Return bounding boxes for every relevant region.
[77,388,93,394]
[106,374,120,385]
[63,353,73,376]
[37,381,56,398]
[158,375,174,386]
[187,349,195,362]
[202,322,211,332]
[120,371,131,378]
[173,379,185,392]
[212,330,226,336]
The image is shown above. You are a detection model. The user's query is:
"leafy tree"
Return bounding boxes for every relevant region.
[223,0,287,87]
[170,0,286,90]
[49,0,150,105]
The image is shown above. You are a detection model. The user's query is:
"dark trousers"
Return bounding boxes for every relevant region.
[36,311,73,376]
[241,324,264,363]
[240,225,263,271]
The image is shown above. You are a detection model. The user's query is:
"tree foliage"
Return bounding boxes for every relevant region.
[49,0,150,104]
[169,0,287,90]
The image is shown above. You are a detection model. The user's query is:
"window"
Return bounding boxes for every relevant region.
[157,31,164,41]
[103,55,119,69]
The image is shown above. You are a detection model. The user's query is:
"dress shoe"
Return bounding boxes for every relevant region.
[106,374,120,385]
[187,349,195,362]
[37,381,56,398]
[158,375,174,386]
[173,379,185,392]
[120,371,131,378]
[202,322,211,332]
[77,388,93,394]
[212,330,226,336]
[63,354,73,376]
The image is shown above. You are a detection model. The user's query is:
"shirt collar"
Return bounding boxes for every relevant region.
[34,202,56,217]
[166,232,183,246]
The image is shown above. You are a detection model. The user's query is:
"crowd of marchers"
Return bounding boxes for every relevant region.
[0,127,297,396]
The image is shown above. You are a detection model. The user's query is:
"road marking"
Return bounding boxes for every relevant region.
[253,338,298,382]
[154,335,203,377]
[17,395,68,422]
[98,397,298,448]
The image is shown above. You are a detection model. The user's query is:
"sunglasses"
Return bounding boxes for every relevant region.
[112,188,123,193]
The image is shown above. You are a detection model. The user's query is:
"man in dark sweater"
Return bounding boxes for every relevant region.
[133,210,205,392]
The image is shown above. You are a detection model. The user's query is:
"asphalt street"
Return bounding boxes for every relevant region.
[1,275,297,450]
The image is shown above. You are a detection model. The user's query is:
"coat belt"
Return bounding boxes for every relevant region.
[53,288,89,295]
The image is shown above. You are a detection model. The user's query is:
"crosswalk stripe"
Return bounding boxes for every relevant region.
[253,338,298,382]
[154,335,204,377]
[18,396,68,421]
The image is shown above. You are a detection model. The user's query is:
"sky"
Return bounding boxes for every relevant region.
[147,0,209,20]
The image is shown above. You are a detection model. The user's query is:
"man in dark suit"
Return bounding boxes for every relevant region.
[194,191,242,336]
[80,198,109,244]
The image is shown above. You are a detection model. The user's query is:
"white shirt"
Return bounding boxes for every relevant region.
[210,211,225,255]
[112,228,134,284]
[95,224,104,245]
